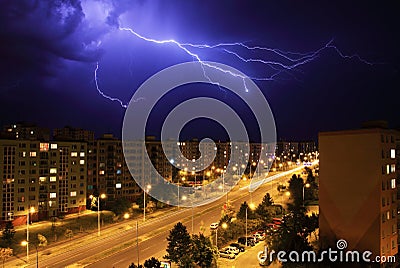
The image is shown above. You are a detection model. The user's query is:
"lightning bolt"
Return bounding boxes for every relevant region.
[94,26,374,108]
[94,62,128,108]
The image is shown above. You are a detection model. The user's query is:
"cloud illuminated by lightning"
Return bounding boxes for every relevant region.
[94,26,373,108]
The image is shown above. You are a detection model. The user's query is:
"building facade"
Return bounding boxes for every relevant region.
[86,134,142,204]
[0,139,87,225]
[319,127,399,259]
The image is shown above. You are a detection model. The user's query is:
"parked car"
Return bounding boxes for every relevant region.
[224,246,240,255]
[253,233,265,241]
[255,230,267,237]
[210,222,219,229]
[229,243,245,252]
[272,217,283,225]
[238,236,255,246]
[219,250,235,259]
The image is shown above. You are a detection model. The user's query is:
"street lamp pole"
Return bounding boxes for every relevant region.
[245,207,248,247]
[177,180,179,210]
[92,193,106,237]
[26,207,35,263]
[26,210,29,263]
[35,246,38,268]
[136,221,139,265]
[191,198,194,234]
[97,197,100,237]
[143,188,146,221]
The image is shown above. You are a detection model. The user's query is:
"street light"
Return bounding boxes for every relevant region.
[143,184,151,221]
[303,183,311,206]
[181,195,194,233]
[25,206,35,263]
[21,240,38,268]
[245,202,256,247]
[90,194,106,236]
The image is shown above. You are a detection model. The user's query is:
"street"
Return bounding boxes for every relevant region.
[6,163,315,268]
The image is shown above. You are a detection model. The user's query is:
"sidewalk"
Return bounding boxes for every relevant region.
[14,209,95,231]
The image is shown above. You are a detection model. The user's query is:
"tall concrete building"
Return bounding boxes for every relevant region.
[319,126,399,259]
[0,139,87,225]
[86,134,142,204]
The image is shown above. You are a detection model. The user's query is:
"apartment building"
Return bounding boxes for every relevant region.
[319,126,399,259]
[0,139,87,225]
[87,134,142,204]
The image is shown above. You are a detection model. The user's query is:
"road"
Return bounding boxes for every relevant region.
[7,163,316,268]
[85,164,311,268]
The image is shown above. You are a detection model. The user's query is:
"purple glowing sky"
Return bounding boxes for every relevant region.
[0,1,399,140]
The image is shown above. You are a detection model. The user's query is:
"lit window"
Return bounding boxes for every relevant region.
[50,144,57,150]
[50,168,57,174]
[387,211,390,220]
[39,177,46,182]
[80,152,85,157]
[79,160,85,165]
[22,152,26,157]
[70,191,77,197]
[391,149,396,159]
[50,193,57,198]
[391,164,396,173]
[99,170,105,175]
[116,183,122,189]
[50,176,57,182]
[387,165,390,174]
[71,152,78,157]
[391,179,396,189]
[30,152,36,157]
[40,143,49,152]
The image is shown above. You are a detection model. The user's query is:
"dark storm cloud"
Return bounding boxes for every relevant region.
[104,0,137,28]
[0,0,104,84]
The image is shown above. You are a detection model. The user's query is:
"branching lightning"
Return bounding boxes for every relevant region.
[94,26,374,108]
[94,62,128,108]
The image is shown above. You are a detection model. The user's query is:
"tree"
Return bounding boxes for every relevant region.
[191,233,215,268]
[261,192,274,206]
[220,200,235,223]
[1,221,16,247]
[305,168,318,201]
[256,193,275,228]
[0,247,12,268]
[270,199,318,268]
[306,213,319,241]
[143,257,161,268]
[164,222,193,267]
[37,234,48,247]
[288,174,304,207]
[109,197,132,216]
[236,201,256,220]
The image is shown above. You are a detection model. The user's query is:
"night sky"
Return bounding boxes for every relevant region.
[0,1,399,142]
